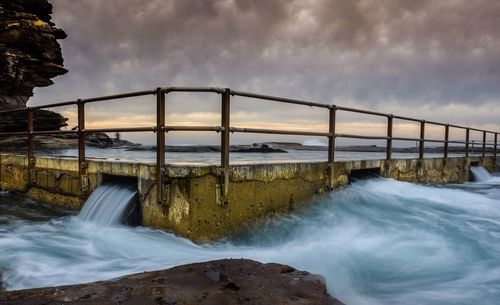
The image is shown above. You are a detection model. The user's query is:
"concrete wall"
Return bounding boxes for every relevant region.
[0,154,496,241]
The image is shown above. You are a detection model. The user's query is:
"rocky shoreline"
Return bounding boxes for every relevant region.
[0,259,345,305]
[1,138,484,154]
[0,133,138,152]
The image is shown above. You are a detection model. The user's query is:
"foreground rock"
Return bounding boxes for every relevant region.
[0,259,344,305]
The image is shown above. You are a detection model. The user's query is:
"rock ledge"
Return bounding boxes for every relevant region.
[0,259,345,305]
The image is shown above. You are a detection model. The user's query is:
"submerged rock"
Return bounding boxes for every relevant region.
[0,259,344,305]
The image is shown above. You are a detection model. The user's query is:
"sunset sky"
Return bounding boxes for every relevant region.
[30,0,500,146]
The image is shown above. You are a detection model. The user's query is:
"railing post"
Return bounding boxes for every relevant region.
[27,109,35,184]
[494,133,498,169]
[386,115,393,161]
[156,88,166,204]
[482,130,486,162]
[465,128,470,159]
[220,88,230,204]
[328,106,336,189]
[444,124,449,162]
[419,120,425,161]
[77,99,88,192]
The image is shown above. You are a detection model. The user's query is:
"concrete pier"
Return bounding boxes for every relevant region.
[0,154,496,241]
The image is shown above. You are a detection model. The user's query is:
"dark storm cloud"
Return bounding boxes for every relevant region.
[31,0,500,126]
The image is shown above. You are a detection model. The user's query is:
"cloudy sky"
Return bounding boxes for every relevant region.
[30,0,500,145]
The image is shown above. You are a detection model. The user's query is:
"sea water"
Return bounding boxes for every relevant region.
[1,168,500,305]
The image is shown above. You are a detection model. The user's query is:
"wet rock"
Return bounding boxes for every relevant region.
[0,259,345,305]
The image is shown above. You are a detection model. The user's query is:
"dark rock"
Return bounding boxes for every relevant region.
[0,0,67,97]
[127,145,288,153]
[0,132,138,152]
[0,109,67,132]
[0,259,345,305]
[0,0,69,136]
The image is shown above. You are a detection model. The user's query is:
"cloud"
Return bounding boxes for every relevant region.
[29,0,500,144]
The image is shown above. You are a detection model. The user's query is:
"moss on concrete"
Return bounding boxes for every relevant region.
[26,187,82,210]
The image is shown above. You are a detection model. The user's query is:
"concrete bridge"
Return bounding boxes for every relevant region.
[0,87,498,241]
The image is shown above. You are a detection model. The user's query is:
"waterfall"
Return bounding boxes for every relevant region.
[470,166,492,182]
[78,183,138,226]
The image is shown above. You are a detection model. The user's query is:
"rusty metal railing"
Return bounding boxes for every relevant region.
[0,87,498,204]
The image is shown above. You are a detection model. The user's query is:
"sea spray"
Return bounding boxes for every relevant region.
[1,177,500,305]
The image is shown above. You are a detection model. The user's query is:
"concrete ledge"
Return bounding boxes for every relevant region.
[0,153,495,241]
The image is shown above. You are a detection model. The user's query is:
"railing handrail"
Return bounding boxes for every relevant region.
[0,86,498,203]
[1,86,497,134]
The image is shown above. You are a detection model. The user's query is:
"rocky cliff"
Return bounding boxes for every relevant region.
[0,0,67,131]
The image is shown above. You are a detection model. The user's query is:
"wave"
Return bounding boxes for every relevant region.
[1,177,500,305]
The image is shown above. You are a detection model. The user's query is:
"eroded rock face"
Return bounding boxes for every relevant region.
[0,109,67,132]
[0,0,66,98]
[0,0,67,133]
[0,259,345,305]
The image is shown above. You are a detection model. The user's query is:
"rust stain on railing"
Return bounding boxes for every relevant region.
[0,86,498,204]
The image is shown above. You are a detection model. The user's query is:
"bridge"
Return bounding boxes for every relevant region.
[0,87,498,240]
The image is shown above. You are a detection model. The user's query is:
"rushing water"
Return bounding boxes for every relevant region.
[78,183,137,226]
[1,168,500,305]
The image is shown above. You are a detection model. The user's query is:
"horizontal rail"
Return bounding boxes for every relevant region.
[84,127,156,133]
[336,133,388,140]
[83,90,156,103]
[31,130,78,136]
[391,136,421,142]
[0,131,30,136]
[164,126,224,132]
[0,108,30,114]
[162,86,225,94]
[423,139,447,144]
[425,120,448,127]
[0,130,76,136]
[30,100,78,110]
[230,127,331,137]
[336,106,389,118]
[392,115,422,123]
[231,90,330,109]
[448,140,468,144]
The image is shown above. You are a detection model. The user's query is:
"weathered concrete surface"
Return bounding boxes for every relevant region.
[0,153,496,241]
[0,259,345,305]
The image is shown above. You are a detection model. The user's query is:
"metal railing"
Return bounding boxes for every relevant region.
[0,87,498,204]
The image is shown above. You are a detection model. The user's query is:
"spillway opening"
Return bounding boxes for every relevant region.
[470,166,492,182]
[78,175,141,226]
[348,167,381,183]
